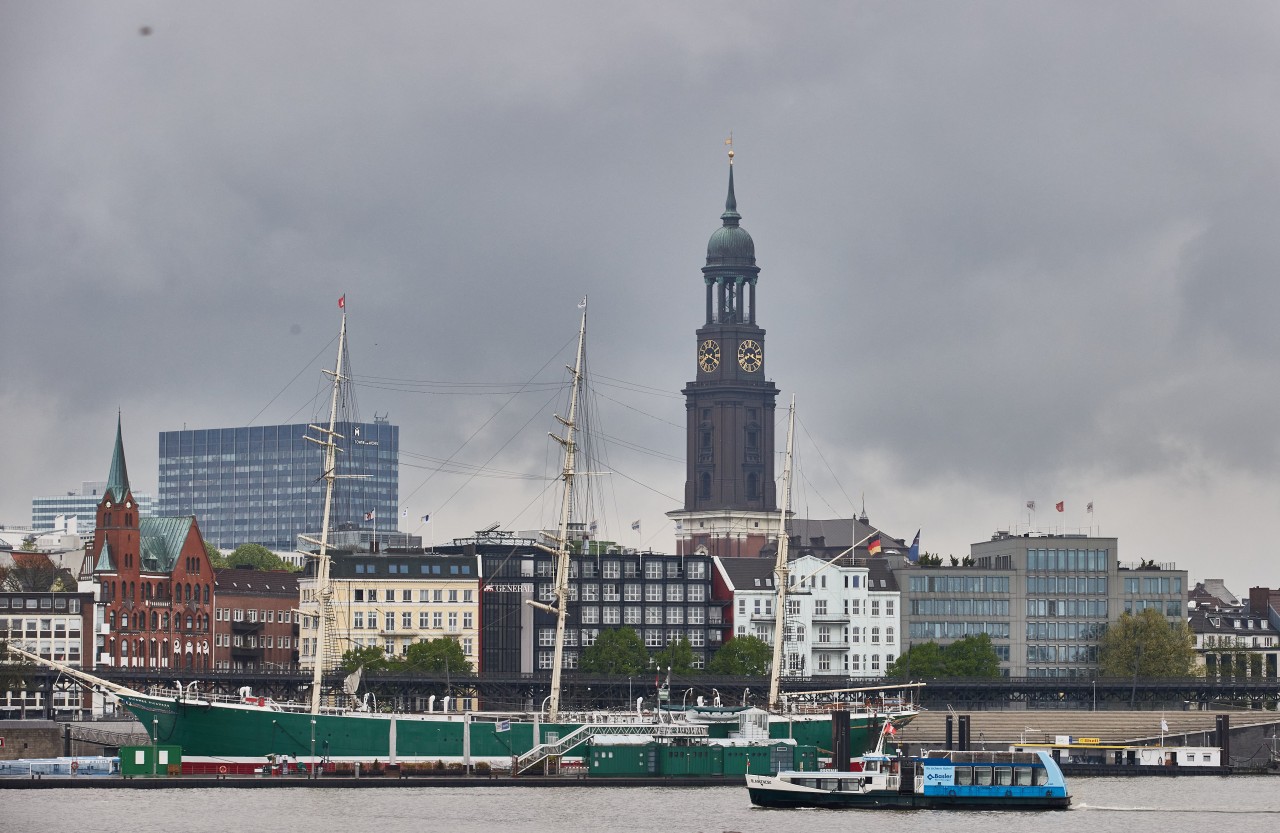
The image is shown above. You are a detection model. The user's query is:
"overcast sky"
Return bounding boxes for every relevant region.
[3,3,1278,595]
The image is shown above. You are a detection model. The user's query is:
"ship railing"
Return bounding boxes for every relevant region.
[144,686,346,715]
[514,722,707,774]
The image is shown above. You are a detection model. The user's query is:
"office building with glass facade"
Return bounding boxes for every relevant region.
[32,482,154,532]
[896,532,1187,678]
[157,420,398,551]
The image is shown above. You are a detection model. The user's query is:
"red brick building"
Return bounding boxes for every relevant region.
[212,567,300,672]
[90,417,215,670]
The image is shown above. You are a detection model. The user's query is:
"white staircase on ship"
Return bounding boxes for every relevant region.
[514,722,708,775]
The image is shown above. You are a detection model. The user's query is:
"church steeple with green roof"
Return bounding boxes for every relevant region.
[668,144,781,558]
[105,412,131,503]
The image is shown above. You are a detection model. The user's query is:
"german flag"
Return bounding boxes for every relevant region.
[867,534,882,556]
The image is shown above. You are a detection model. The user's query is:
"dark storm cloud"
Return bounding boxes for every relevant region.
[3,2,1279,591]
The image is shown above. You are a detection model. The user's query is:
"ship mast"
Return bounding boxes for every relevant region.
[302,308,349,715]
[768,396,796,711]
[526,299,588,722]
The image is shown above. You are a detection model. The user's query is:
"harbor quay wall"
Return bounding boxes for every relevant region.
[0,721,61,760]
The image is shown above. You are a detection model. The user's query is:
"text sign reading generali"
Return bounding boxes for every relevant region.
[483,583,534,593]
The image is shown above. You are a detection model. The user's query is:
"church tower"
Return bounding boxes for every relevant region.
[668,152,781,557]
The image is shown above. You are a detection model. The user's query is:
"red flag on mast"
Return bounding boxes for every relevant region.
[1055,501,1064,512]
[338,295,346,309]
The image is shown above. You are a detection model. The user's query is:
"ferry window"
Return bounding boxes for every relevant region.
[995,767,1012,786]
[1033,768,1049,786]
[1014,767,1032,786]
[954,766,973,786]
[820,779,838,791]
[974,766,992,786]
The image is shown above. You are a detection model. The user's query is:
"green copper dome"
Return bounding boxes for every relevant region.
[705,165,756,266]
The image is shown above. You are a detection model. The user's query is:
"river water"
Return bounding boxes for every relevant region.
[4,777,1278,833]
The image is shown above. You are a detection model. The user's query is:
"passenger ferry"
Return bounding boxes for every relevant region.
[746,722,1070,810]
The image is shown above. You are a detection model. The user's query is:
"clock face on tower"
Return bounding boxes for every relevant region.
[737,339,762,372]
[698,339,721,372]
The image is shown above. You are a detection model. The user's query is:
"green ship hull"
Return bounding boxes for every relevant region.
[120,691,901,771]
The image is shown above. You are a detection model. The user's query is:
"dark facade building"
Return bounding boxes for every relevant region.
[668,160,781,558]
[212,567,301,672]
[91,418,216,671]
[442,534,726,673]
[157,419,398,551]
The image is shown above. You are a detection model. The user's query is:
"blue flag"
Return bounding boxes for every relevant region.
[908,530,920,563]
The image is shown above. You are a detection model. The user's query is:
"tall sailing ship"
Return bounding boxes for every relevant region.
[8,303,915,775]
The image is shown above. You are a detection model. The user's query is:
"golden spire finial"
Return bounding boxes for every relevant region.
[725,133,734,165]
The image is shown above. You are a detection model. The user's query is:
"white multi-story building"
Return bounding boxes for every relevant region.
[716,554,901,678]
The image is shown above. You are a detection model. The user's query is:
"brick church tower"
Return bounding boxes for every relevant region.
[668,154,782,557]
[91,416,215,670]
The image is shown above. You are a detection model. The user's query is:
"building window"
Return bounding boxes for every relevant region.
[385,612,395,631]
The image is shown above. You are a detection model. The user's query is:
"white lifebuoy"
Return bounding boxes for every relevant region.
[218,765,228,775]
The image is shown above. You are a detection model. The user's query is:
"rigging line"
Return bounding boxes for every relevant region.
[399,461,550,480]
[349,381,562,396]
[592,389,685,430]
[400,330,578,511]
[431,386,566,520]
[591,376,685,399]
[796,465,843,517]
[581,380,625,544]
[245,334,339,427]
[593,429,683,462]
[796,412,857,511]
[603,462,681,504]
[399,449,552,478]
[503,468,565,533]
[352,374,562,388]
